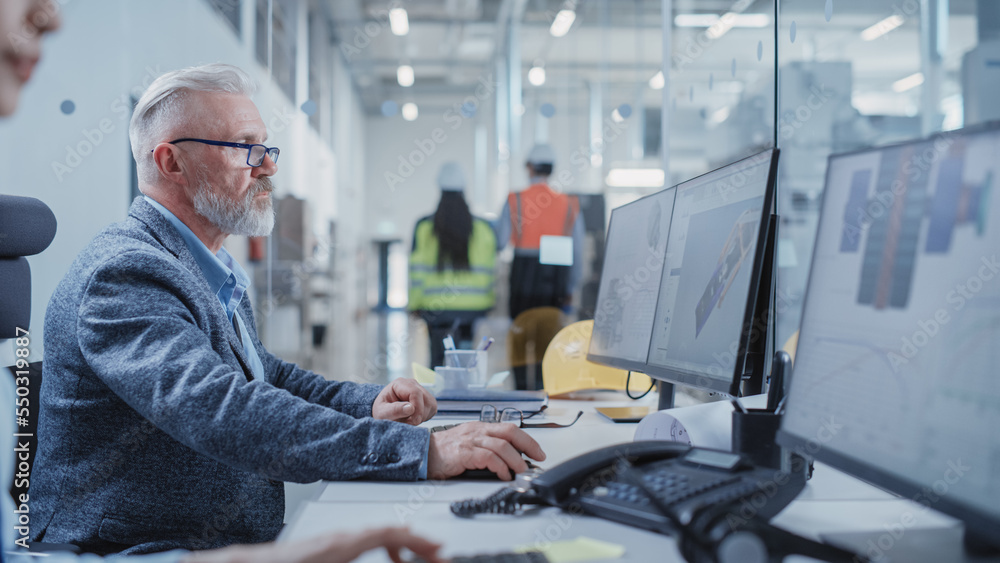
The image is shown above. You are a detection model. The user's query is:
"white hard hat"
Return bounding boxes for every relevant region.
[437,161,465,192]
[526,143,556,166]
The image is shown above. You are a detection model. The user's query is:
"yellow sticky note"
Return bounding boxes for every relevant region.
[516,536,626,563]
[411,362,437,385]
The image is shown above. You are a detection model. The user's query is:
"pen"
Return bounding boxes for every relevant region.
[478,337,494,352]
[730,397,748,414]
[767,351,791,412]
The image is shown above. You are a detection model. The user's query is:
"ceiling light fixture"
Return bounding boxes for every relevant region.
[861,14,904,41]
[710,106,731,125]
[550,9,576,38]
[397,64,414,87]
[401,102,419,121]
[606,168,665,188]
[892,72,924,92]
[389,8,409,36]
[528,63,546,86]
[649,71,665,90]
[674,13,770,34]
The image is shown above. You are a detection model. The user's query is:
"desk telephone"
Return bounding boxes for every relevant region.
[452,441,864,563]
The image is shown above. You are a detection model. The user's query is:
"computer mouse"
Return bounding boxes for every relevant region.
[455,458,542,480]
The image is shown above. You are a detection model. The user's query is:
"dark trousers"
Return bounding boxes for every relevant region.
[508,255,570,319]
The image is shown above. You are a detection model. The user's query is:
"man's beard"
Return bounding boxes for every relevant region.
[193,175,275,237]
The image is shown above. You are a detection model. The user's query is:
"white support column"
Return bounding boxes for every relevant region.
[660,0,671,183]
[920,0,948,135]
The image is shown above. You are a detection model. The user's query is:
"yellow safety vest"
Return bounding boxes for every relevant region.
[408,217,497,311]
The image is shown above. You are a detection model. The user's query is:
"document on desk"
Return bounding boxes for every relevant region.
[633,393,767,449]
[436,389,548,414]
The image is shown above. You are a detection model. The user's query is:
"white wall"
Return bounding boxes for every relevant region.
[328,51,371,383]
[0,0,356,360]
[363,109,481,244]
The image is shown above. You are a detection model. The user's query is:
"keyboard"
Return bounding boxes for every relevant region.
[411,551,548,563]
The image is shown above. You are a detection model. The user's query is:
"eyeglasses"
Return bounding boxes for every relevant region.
[480,404,583,429]
[162,138,280,167]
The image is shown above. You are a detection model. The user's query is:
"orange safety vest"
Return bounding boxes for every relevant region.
[507,183,580,250]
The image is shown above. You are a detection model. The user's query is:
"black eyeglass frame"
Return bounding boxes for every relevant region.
[479,404,582,429]
[159,138,280,167]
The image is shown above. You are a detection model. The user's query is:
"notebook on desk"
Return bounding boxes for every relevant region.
[435,389,548,414]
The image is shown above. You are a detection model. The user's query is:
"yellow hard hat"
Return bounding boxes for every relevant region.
[542,320,654,397]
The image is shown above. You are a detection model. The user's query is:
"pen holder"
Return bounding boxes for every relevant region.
[732,409,783,470]
[437,350,488,389]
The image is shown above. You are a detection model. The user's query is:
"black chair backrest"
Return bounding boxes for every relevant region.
[1,194,56,517]
[0,194,57,338]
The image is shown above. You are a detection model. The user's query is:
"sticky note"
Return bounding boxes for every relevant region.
[516,536,626,563]
[540,235,574,266]
[411,363,437,385]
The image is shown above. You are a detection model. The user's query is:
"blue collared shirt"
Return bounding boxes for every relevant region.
[144,196,265,381]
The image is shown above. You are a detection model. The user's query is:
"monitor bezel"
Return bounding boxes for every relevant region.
[586,186,678,373]
[775,126,1000,547]
[641,148,779,396]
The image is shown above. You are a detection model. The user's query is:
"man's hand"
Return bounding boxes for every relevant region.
[184,526,443,563]
[427,422,546,481]
[373,378,437,425]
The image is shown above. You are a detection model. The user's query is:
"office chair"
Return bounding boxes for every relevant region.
[0,194,56,339]
[507,306,565,390]
[0,195,78,553]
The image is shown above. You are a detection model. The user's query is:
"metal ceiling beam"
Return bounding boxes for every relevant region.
[360,58,662,70]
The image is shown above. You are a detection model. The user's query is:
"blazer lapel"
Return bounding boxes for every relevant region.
[128,197,255,382]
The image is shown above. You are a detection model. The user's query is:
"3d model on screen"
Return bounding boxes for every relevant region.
[694,207,760,337]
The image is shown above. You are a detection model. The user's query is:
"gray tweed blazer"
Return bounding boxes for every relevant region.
[30,197,429,555]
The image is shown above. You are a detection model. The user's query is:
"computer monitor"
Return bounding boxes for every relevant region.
[588,187,677,372]
[777,126,1000,548]
[644,149,779,396]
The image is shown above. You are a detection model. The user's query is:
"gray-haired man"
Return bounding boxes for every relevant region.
[31,63,544,555]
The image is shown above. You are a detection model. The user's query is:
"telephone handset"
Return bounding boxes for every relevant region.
[526,440,692,508]
[515,441,799,534]
[452,441,865,563]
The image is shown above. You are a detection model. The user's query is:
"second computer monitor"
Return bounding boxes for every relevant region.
[778,126,1000,547]
[588,187,676,371]
[645,149,779,396]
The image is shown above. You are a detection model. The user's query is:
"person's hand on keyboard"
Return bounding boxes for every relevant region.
[427,421,546,481]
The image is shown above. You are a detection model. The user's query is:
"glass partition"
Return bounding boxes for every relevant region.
[775,0,999,349]
[666,0,777,185]
[3,0,996,386]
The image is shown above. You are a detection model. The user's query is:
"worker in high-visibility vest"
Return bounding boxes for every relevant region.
[408,162,497,367]
[495,144,585,319]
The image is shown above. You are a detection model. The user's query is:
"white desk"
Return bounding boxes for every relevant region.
[279,397,988,563]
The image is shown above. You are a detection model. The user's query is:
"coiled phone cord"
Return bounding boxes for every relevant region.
[450,486,527,517]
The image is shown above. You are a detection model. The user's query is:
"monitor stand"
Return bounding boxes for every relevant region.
[656,381,675,410]
[965,532,1000,557]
